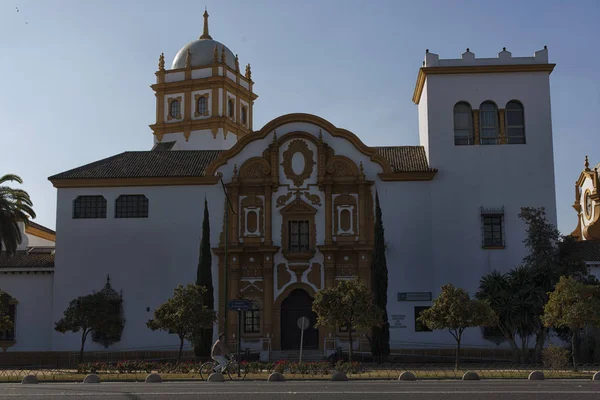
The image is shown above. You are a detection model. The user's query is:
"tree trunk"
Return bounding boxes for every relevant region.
[178,336,184,364]
[455,331,462,371]
[571,331,579,372]
[519,336,528,364]
[533,327,548,364]
[507,337,520,363]
[348,328,353,363]
[79,329,88,364]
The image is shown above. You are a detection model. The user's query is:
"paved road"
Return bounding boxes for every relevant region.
[2,380,600,399]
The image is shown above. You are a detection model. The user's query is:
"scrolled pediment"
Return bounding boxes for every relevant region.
[280,193,318,215]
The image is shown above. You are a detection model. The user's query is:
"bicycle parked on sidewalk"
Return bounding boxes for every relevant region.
[199,354,247,381]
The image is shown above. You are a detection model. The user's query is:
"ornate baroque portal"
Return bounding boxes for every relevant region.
[213,130,376,351]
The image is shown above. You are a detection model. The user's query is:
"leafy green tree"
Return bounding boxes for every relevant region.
[0,174,36,255]
[418,284,497,370]
[543,276,600,371]
[55,291,121,363]
[147,284,217,362]
[370,192,390,362]
[0,290,14,333]
[313,278,383,362]
[192,198,214,357]
[518,207,589,362]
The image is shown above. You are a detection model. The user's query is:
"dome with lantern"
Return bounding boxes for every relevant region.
[171,10,237,70]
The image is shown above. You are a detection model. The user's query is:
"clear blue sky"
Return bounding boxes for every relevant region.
[1,0,599,233]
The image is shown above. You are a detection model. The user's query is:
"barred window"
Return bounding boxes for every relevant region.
[288,220,310,252]
[479,101,499,145]
[115,195,149,218]
[505,101,525,144]
[415,306,432,332]
[244,305,260,334]
[73,196,107,219]
[241,106,247,125]
[481,208,504,248]
[169,99,180,118]
[198,96,207,115]
[453,102,473,145]
[228,99,234,118]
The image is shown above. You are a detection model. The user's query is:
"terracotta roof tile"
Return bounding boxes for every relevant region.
[48,150,223,180]
[0,251,54,269]
[49,145,434,181]
[575,240,600,263]
[374,146,435,172]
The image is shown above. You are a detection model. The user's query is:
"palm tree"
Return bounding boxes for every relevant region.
[0,174,36,255]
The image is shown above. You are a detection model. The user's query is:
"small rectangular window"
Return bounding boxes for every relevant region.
[244,309,260,334]
[115,195,149,218]
[288,220,310,251]
[481,207,504,248]
[415,306,432,332]
[73,196,107,219]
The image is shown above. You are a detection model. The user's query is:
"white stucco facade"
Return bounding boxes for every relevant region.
[1,27,565,357]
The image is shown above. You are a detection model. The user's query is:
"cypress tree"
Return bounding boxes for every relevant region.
[370,191,390,362]
[193,197,214,357]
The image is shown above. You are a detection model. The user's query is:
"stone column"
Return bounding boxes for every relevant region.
[325,185,333,245]
[228,257,240,347]
[263,256,274,338]
[358,184,366,245]
[264,185,273,246]
[473,109,480,145]
[499,109,507,144]
[230,185,239,246]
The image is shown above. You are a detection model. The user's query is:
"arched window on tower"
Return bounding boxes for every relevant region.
[197,96,207,116]
[479,101,499,145]
[241,106,247,125]
[228,99,234,119]
[169,99,181,119]
[453,102,473,145]
[505,100,525,144]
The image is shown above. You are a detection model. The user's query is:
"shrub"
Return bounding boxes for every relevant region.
[542,344,570,370]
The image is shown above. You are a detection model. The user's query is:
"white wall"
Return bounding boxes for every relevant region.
[52,185,224,352]
[160,129,237,150]
[0,273,53,351]
[416,69,556,348]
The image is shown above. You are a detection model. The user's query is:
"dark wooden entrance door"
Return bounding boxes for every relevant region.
[280,289,319,350]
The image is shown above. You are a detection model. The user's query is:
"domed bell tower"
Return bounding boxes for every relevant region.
[150,10,258,150]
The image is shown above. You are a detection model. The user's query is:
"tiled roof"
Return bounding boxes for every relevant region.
[576,240,600,263]
[374,146,435,172]
[27,221,55,236]
[0,251,54,269]
[48,151,224,180]
[48,145,434,181]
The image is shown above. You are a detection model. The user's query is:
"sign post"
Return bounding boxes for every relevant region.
[297,317,310,365]
[228,299,252,377]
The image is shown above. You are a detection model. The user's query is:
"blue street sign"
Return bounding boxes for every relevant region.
[228,299,252,311]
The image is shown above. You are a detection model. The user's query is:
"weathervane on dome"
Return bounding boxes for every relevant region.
[200,7,213,40]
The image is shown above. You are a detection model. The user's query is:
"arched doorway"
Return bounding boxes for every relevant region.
[280,289,319,350]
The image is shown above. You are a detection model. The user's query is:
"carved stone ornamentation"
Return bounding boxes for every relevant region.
[303,191,322,206]
[281,139,316,187]
[240,157,271,179]
[326,156,359,178]
[276,191,293,208]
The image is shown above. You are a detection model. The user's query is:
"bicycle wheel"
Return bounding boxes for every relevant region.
[227,362,247,381]
[199,361,215,381]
